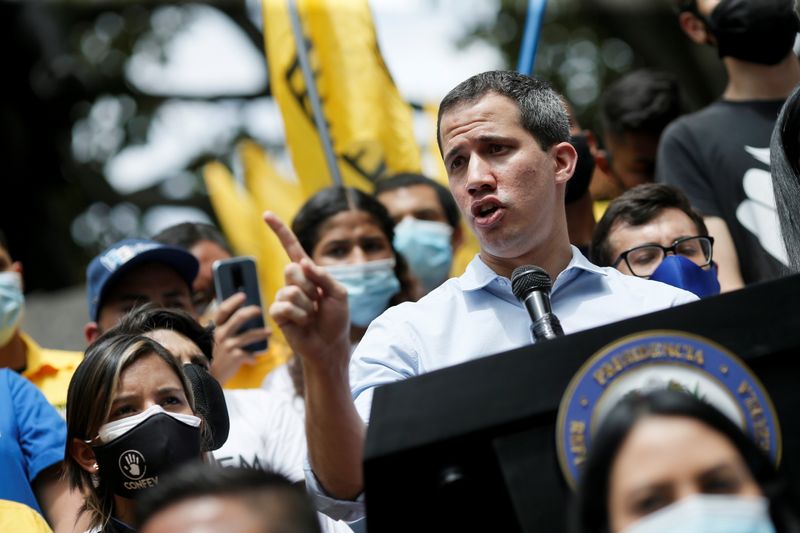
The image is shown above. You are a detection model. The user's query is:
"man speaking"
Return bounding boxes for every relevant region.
[265,71,697,522]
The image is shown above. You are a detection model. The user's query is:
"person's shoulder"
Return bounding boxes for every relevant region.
[19,332,83,373]
[661,103,724,139]
[0,500,53,533]
[600,267,698,306]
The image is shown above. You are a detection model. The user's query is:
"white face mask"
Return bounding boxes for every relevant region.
[0,271,24,346]
[98,404,201,443]
[621,494,775,533]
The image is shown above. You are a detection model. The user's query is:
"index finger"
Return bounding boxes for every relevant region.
[263,211,309,264]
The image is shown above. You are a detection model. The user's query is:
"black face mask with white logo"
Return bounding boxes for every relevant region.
[91,405,202,499]
[707,0,799,65]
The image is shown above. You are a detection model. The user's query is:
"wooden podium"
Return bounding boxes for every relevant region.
[363,274,800,532]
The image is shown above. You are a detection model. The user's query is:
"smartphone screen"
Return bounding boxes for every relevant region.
[212,256,268,353]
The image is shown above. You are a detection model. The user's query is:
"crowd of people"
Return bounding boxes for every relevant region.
[2,0,800,531]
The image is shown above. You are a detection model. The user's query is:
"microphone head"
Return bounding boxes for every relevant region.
[511,265,552,300]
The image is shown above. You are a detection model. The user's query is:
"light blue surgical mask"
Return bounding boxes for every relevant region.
[621,494,775,533]
[393,217,453,293]
[649,255,721,298]
[324,258,401,328]
[0,271,24,346]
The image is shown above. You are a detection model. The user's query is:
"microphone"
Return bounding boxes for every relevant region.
[511,265,564,342]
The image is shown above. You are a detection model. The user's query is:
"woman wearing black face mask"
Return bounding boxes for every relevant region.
[65,334,207,533]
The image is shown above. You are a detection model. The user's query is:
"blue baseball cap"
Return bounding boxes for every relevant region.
[86,238,199,322]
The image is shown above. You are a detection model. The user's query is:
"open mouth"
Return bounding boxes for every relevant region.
[471,199,504,226]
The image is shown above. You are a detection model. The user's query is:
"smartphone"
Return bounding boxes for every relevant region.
[212,256,268,353]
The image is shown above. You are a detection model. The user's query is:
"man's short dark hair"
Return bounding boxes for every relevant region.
[136,464,321,533]
[436,71,570,153]
[153,222,232,255]
[590,183,708,266]
[601,69,681,140]
[374,173,461,230]
[107,304,215,362]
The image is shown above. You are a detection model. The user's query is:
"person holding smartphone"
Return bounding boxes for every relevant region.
[153,223,287,388]
[84,237,275,388]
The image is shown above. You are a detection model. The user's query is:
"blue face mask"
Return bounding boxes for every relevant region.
[0,271,24,346]
[324,258,401,328]
[649,255,720,298]
[393,217,453,293]
[621,494,775,533]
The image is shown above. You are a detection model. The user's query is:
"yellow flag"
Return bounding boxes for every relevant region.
[202,161,267,259]
[238,140,303,226]
[263,0,421,196]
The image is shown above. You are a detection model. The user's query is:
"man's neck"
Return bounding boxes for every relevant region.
[480,241,574,282]
[722,52,800,101]
[0,331,27,371]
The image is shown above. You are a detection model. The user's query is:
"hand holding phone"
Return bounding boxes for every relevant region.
[212,256,268,353]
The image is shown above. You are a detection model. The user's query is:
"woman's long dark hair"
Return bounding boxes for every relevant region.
[771,84,800,273]
[573,389,799,533]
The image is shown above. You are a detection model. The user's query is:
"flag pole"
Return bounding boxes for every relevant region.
[287,0,343,186]
[516,0,548,75]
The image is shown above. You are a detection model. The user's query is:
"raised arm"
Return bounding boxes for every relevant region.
[264,212,366,500]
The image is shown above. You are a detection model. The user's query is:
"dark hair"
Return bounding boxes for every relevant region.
[574,389,798,533]
[601,69,682,139]
[152,222,232,255]
[0,229,8,253]
[436,71,570,153]
[105,303,215,363]
[590,183,708,266]
[374,173,461,230]
[136,464,321,533]
[291,186,415,304]
[771,84,800,273]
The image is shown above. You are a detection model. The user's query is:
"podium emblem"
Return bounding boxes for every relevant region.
[556,329,781,489]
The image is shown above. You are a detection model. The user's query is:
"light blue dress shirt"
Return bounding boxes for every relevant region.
[351,246,697,421]
[306,247,697,521]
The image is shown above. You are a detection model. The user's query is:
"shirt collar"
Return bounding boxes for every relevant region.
[460,246,607,293]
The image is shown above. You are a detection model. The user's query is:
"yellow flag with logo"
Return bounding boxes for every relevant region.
[263,0,421,195]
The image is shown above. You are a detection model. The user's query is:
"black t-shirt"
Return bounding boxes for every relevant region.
[656,99,789,284]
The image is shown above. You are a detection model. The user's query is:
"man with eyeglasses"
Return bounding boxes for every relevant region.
[591,183,721,298]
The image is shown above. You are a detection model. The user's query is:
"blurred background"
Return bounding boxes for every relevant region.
[1,0,727,348]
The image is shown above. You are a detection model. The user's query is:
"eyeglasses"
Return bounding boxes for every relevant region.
[612,236,714,278]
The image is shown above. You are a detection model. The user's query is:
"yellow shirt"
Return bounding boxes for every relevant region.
[19,333,83,412]
[0,499,53,533]
[223,338,291,389]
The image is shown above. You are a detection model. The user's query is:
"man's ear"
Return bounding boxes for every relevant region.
[84,322,101,344]
[11,261,23,290]
[679,11,711,45]
[553,141,578,186]
[70,438,98,475]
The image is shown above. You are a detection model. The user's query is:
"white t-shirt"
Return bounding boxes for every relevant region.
[216,388,354,533]
[214,389,306,481]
